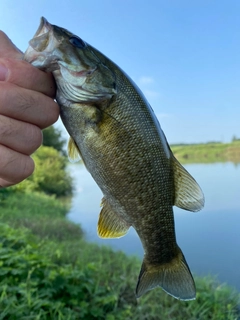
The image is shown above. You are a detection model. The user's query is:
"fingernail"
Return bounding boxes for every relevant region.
[0,64,8,81]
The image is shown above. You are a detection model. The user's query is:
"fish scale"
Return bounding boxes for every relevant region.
[24,17,204,301]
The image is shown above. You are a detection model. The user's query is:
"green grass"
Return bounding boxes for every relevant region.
[0,190,239,319]
[0,191,83,242]
[171,141,240,164]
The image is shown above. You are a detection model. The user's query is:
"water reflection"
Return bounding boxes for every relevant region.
[67,162,240,290]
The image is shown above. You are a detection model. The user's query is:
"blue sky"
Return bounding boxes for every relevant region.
[1,0,240,144]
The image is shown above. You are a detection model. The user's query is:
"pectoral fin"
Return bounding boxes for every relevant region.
[97,198,130,239]
[67,137,81,163]
[172,154,204,212]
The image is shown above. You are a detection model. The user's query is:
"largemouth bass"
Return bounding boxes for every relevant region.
[24,17,204,300]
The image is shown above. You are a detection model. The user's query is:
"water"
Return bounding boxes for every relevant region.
[67,162,240,291]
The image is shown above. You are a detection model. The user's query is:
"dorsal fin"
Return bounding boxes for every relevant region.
[172,155,204,212]
[67,137,81,163]
[97,198,130,239]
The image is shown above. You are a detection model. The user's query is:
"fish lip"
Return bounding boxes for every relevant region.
[24,17,61,68]
[35,17,53,37]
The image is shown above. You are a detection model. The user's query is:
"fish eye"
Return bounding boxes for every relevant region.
[69,36,85,49]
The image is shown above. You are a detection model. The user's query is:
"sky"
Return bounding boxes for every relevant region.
[0,0,240,144]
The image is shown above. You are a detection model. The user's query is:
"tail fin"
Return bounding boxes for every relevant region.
[136,248,196,300]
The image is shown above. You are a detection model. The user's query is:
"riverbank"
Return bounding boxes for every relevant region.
[171,141,240,164]
[0,189,239,319]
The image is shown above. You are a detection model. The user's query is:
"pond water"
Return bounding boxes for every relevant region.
[67,162,240,291]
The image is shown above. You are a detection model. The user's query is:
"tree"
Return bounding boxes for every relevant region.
[42,126,66,155]
[232,135,240,142]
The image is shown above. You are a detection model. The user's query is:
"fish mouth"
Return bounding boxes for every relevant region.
[28,17,55,53]
[25,17,117,100]
[35,17,52,38]
[24,17,61,69]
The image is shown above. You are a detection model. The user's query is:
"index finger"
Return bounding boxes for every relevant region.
[0,58,56,98]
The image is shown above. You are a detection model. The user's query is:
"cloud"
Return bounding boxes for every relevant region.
[156,113,171,119]
[138,76,154,85]
[143,89,160,99]
[136,76,161,100]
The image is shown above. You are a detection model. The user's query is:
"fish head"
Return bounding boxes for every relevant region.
[24,17,116,103]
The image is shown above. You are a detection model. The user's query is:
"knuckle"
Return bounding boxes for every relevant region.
[23,124,43,154]
[48,100,59,124]
[0,115,15,136]
[20,156,35,179]
[16,89,36,114]
[29,125,43,151]
[38,99,59,129]
[0,146,34,184]
[0,81,59,129]
[0,82,34,117]
[0,116,42,155]
[15,90,59,128]
[0,82,12,111]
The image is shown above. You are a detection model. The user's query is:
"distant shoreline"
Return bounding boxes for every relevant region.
[170,141,240,164]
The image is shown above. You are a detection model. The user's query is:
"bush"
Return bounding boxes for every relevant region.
[0,211,239,319]
[0,224,133,319]
[0,188,13,205]
[0,221,239,320]
[13,146,73,197]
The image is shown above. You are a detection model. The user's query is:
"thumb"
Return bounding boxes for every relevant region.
[0,31,23,59]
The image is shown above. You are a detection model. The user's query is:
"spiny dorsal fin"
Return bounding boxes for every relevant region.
[136,246,196,300]
[172,155,204,212]
[97,198,130,239]
[67,137,81,163]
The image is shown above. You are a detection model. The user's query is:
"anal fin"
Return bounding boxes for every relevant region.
[97,198,130,239]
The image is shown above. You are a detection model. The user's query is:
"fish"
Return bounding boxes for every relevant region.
[24,17,204,300]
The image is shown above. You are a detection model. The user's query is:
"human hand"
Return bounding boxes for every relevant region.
[0,31,59,188]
